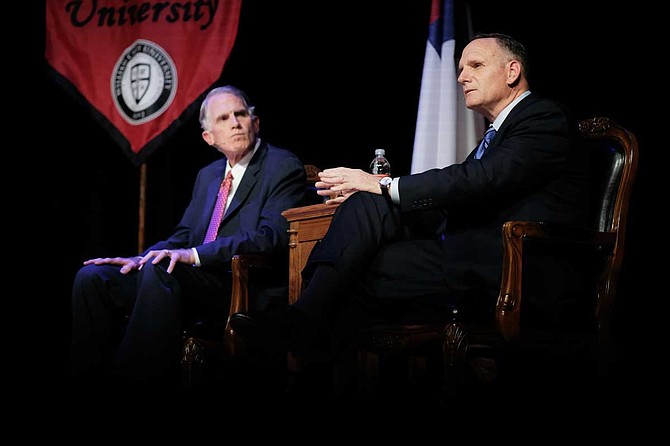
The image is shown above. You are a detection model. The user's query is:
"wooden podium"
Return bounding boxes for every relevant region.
[281,203,339,303]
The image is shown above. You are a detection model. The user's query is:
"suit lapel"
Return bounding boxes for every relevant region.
[207,161,227,209]
[493,94,535,146]
[221,143,265,221]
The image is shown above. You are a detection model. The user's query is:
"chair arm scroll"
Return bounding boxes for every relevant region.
[496,221,545,342]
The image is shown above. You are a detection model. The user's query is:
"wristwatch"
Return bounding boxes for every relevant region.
[379,176,393,199]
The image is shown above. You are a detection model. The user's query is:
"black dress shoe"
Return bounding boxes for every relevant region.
[230,308,328,360]
[229,311,290,352]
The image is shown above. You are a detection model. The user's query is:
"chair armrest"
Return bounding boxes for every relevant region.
[495,221,615,342]
[224,253,273,353]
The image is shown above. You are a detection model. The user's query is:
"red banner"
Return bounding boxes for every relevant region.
[45,0,242,165]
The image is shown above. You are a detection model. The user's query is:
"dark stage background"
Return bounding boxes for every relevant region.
[34,1,649,388]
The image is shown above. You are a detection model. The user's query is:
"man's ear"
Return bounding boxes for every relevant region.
[202,130,214,145]
[507,60,521,86]
[252,115,260,134]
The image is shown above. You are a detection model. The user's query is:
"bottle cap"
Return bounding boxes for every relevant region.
[375,149,385,156]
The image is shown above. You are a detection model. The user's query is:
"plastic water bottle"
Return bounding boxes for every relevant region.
[370,148,391,176]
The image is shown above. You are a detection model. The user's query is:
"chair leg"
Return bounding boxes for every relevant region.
[181,336,205,389]
[442,322,469,400]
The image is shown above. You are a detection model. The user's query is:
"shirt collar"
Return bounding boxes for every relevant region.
[491,90,531,131]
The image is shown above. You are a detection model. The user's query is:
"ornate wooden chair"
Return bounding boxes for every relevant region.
[348,116,639,404]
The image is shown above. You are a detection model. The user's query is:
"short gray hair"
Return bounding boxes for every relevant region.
[199,85,256,131]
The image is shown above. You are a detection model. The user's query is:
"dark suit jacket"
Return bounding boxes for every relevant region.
[146,141,306,273]
[398,94,588,294]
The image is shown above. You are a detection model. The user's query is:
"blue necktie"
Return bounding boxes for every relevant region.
[475,126,496,159]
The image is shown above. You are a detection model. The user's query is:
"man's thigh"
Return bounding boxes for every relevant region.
[361,239,447,299]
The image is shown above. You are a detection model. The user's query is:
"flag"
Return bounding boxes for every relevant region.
[45,0,243,166]
[411,0,484,173]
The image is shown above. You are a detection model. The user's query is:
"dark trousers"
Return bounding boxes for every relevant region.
[294,192,454,320]
[70,259,229,382]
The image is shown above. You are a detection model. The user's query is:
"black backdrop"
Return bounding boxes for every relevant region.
[35,1,649,387]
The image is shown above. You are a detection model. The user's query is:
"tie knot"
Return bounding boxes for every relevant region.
[221,171,233,188]
[484,126,496,141]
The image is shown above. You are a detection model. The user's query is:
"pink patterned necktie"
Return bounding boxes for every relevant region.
[204,171,233,243]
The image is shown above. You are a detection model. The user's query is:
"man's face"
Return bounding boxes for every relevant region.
[202,93,259,163]
[457,38,512,119]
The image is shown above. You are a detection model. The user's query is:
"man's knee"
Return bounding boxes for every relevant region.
[137,259,174,286]
[74,263,104,285]
[346,191,385,207]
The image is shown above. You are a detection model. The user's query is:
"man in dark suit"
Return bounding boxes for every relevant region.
[70,85,306,388]
[230,34,589,362]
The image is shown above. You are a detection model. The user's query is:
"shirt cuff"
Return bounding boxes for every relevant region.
[389,177,400,203]
[191,247,201,267]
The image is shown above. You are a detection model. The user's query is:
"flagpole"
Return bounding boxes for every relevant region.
[138,162,146,253]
